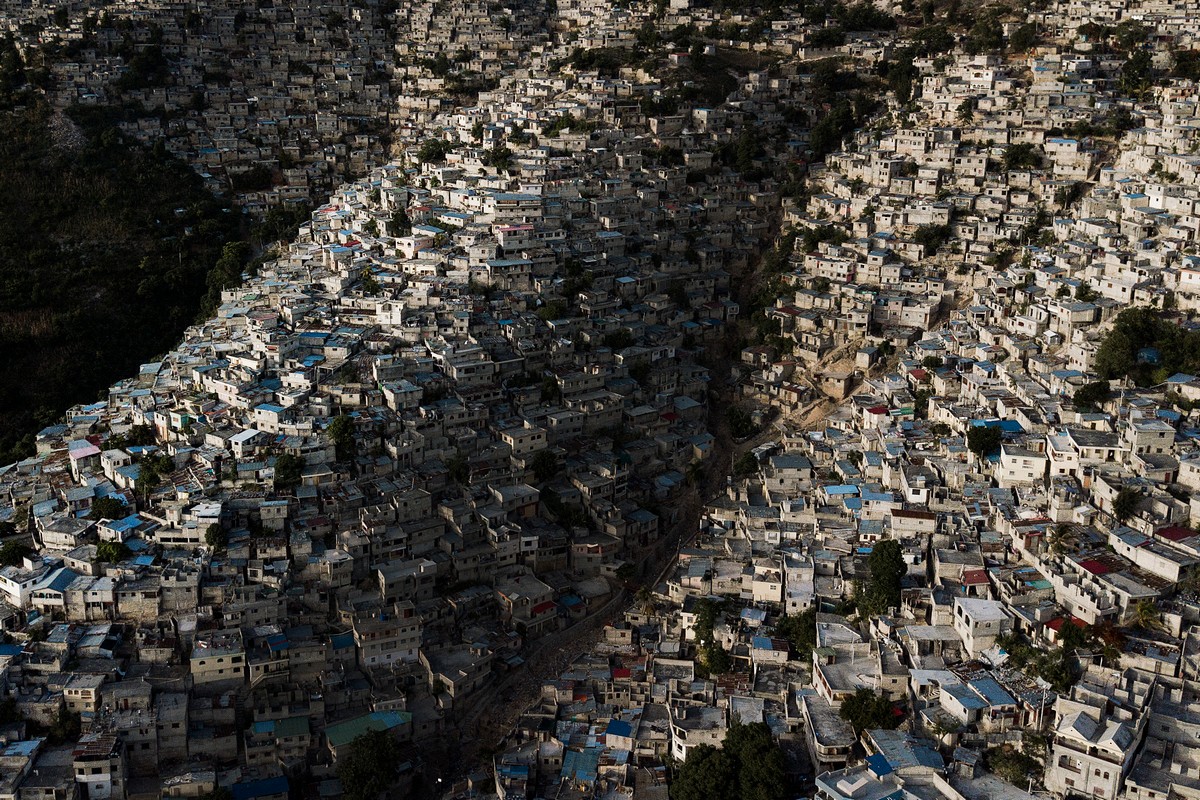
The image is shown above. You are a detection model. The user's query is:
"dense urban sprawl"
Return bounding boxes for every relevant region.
[4,0,1200,798]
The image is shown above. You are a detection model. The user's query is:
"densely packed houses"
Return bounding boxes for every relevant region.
[5,0,1200,796]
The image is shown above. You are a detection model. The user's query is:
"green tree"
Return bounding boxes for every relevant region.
[912,388,931,418]
[912,224,952,254]
[417,139,451,163]
[635,586,656,615]
[774,607,817,662]
[360,269,382,296]
[1009,23,1038,51]
[203,240,253,314]
[726,406,759,439]
[725,721,787,800]
[1173,50,1200,80]
[956,98,974,123]
[46,706,81,745]
[95,541,131,564]
[1113,20,1149,52]
[1120,50,1154,97]
[636,19,659,48]
[692,597,720,642]
[1129,598,1164,632]
[530,449,557,483]
[1002,143,1042,171]
[966,425,1002,458]
[390,207,411,236]
[1113,487,1140,522]
[106,425,155,450]
[859,539,905,616]
[985,746,1043,788]
[88,496,128,521]
[0,541,30,566]
[0,697,21,725]
[839,688,900,733]
[1072,380,1111,410]
[733,452,760,476]
[337,729,404,800]
[484,144,513,171]
[669,746,737,800]
[205,523,227,551]
[327,414,355,461]
[272,453,303,490]
[700,642,732,676]
[671,722,785,800]
[447,454,469,485]
[964,10,1004,54]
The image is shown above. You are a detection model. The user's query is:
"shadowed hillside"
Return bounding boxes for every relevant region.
[0,101,243,462]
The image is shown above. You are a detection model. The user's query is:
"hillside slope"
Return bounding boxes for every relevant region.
[0,103,241,461]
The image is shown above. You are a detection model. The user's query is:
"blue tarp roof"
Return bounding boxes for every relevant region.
[606,720,632,737]
[867,753,894,776]
[231,777,288,800]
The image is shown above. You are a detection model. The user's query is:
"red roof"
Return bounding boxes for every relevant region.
[1156,525,1195,542]
[893,509,936,520]
[612,668,631,679]
[1046,616,1087,632]
[1079,559,1112,575]
[909,368,929,381]
[532,600,557,616]
[961,569,989,585]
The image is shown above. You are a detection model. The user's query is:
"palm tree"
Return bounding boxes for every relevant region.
[1129,599,1165,633]
[928,716,960,742]
[1047,523,1071,555]
[1097,641,1123,669]
[635,586,656,616]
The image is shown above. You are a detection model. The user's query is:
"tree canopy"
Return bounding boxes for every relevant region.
[205,523,227,551]
[1113,487,1140,522]
[0,103,242,465]
[327,414,355,461]
[0,541,30,566]
[96,540,131,564]
[967,425,1002,458]
[839,688,901,733]
[88,496,128,521]
[416,139,451,163]
[670,746,736,800]
[337,729,404,800]
[530,449,557,483]
[774,606,817,661]
[1002,143,1043,171]
[1072,380,1111,411]
[272,453,303,490]
[1095,307,1200,386]
[858,539,905,616]
[670,722,786,800]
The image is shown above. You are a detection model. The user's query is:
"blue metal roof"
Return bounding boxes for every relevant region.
[969,676,1016,706]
